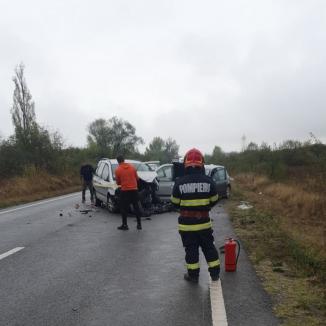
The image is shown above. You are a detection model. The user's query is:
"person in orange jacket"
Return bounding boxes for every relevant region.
[115,155,142,230]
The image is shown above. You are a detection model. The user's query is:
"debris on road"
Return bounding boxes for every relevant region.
[80,209,92,214]
[237,201,253,210]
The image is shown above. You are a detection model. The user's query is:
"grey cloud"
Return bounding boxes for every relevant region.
[0,0,325,153]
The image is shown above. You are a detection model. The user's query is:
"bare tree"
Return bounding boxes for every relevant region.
[11,63,36,144]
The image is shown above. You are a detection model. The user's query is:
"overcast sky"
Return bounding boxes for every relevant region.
[0,0,325,154]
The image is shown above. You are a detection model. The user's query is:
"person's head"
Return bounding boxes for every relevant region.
[184,148,205,174]
[117,155,125,164]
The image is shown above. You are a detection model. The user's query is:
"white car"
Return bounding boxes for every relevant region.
[143,161,161,171]
[93,159,158,213]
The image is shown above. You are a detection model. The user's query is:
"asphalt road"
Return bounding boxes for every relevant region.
[0,193,279,326]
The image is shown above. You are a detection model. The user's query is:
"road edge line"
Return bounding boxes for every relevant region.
[0,193,79,215]
[0,247,25,261]
[210,279,228,326]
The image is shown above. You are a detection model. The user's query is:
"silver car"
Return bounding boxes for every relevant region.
[93,159,158,213]
[156,162,231,201]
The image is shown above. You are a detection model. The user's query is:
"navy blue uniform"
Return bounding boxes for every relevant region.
[171,169,220,280]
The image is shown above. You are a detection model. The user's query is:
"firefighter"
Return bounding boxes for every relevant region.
[171,148,220,283]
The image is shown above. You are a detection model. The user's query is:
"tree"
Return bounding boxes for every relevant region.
[164,137,179,163]
[108,117,144,157]
[246,142,259,151]
[87,116,144,158]
[279,140,302,150]
[260,142,270,151]
[11,63,37,145]
[7,63,65,173]
[211,145,224,163]
[87,119,111,156]
[144,137,165,161]
[144,137,179,163]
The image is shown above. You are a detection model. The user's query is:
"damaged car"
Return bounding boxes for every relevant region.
[156,162,231,201]
[93,158,159,214]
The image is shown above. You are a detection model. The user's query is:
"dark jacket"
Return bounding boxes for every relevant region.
[171,168,218,231]
[80,164,94,182]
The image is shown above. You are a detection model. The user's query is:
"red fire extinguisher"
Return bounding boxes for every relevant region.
[224,238,241,272]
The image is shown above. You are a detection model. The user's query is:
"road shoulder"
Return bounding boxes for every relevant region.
[212,203,279,326]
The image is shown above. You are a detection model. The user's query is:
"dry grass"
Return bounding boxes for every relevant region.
[256,260,325,326]
[225,174,326,325]
[234,173,326,259]
[0,170,80,208]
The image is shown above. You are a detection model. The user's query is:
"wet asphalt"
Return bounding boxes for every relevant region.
[0,194,279,326]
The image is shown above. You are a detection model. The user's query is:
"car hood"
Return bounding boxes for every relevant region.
[137,171,157,183]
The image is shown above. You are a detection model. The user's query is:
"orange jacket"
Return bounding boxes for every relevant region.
[115,162,139,191]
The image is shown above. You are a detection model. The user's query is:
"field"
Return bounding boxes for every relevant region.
[225,173,326,326]
[0,169,80,208]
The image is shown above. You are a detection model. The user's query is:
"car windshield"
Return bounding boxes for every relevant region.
[132,163,152,171]
[147,163,158,171]
[111,162,152,180]
[205,168,211,176]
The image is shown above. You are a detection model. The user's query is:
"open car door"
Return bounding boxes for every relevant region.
[172,162,185,181]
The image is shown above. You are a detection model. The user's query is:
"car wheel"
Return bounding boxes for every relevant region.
[225,185,231,199]
[107,195,119,213]
[94,189,102,207]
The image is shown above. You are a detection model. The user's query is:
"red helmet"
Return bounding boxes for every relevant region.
[184,148,204,168]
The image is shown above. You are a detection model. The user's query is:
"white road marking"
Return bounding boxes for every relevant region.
[0,247,25,260]
[0,193,79,216]
[210,279,228,326]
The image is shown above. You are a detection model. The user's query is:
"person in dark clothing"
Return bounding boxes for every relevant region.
[80,163,95,204]
[171,148,220,283]
[115,155,142,230]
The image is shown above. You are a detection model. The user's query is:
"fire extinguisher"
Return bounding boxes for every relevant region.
[224,238,241,272]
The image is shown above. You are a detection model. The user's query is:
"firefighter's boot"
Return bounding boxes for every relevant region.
[117,225,129,231]
[184,273,199,284]
[211,274,219,282]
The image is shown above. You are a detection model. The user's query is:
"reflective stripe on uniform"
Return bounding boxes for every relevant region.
[178,221,212,232]
[180,198,210,207]
[208,260,220,268]
[210,194,218,203]
[187,262,200,270]
[171,196,181,204]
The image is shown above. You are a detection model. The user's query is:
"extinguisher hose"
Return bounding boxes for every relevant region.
[235,239,241,265]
